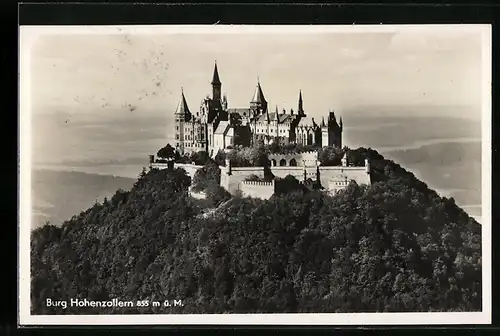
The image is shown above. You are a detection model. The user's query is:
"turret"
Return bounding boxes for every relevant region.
[341,151,348,167]
[274,105,280,123]
[365,158,370,174]
[222,93,228,110]
[174,87,191,121]
[211,61,222,101]
[250,78,268,113]
[174,88,192,154]
[298,90,304,116]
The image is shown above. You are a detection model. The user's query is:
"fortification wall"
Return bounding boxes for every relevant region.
[218,156,371,196]
[239,180,275,199]
[269,151,318,167]
[270,166,317,180]
[328,179,351,195]
[318,166,371,189]
[149,161,205,182]
[220,165,265,195]
[175,163,205,180]
[149,162,170,170]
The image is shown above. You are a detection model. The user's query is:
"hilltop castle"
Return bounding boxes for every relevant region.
[174,62,343,156]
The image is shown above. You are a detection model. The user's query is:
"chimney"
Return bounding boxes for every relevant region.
[149,155,155,164]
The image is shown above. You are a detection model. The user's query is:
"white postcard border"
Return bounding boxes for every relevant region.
[18,24,492,326]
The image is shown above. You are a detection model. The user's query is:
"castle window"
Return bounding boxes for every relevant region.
[176,134,179,140]
[176,126,179,130]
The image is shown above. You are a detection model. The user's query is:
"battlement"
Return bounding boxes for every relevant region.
[239,179,275,199]
[268,150,318,158]
[269,150,318,167]
[241,180,275,187]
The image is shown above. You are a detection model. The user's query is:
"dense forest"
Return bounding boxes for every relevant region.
[31,146,482,314]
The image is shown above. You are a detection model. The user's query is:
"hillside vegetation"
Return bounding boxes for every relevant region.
[31,147,481,314]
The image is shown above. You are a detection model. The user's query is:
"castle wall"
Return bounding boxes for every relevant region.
[269,151,318,167]
[328,179,350,195]
[318,166,371,189]
[148,162,205,182]
[270,166,316,180]
[150,156,371,196]
[175,163,205,180]
[239,180,275,199]
[219,165,265,195]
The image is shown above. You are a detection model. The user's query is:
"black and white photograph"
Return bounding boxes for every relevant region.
[19,24,491,325]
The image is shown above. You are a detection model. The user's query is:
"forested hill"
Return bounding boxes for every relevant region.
[31,147,482,314]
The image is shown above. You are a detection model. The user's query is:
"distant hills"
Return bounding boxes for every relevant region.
[31,169,136,229]
[383,141,482,219]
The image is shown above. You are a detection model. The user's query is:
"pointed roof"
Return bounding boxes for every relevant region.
[175,88,191,116]
[265,105,270,123]
[321,116,326,127]
[299,90,303,103]
[274,106,280,122]
[211,61,221,85]
[251,80,267,104]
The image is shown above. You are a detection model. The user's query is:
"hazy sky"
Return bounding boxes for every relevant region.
[23,25,487,121]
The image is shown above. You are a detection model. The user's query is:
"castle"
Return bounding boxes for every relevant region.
[174,62,343,157]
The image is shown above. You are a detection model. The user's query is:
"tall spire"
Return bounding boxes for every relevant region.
[211,61,222,101]
[298,89,304,115]
[211,61,221,85]
[321,116,326,127]
[274,105,280,123]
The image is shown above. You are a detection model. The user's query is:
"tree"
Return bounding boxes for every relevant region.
[157,144,176,160]
[244,174,263,182]
[192,161,221,192]
[274,175,307,195]
[190,151,210,166]
[206,185,232,207]
[318,146,344,166]
[214,150,226,166]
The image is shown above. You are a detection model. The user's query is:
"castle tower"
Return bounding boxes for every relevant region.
[222,93,228,110]
[321,116,328,147]
[211,61,222,101]
[327,111,342,148]
[250,78,268,115]
[174,88,192,154]
[298,90,306,116]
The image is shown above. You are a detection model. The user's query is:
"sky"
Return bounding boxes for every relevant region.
[23,25,487,122]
